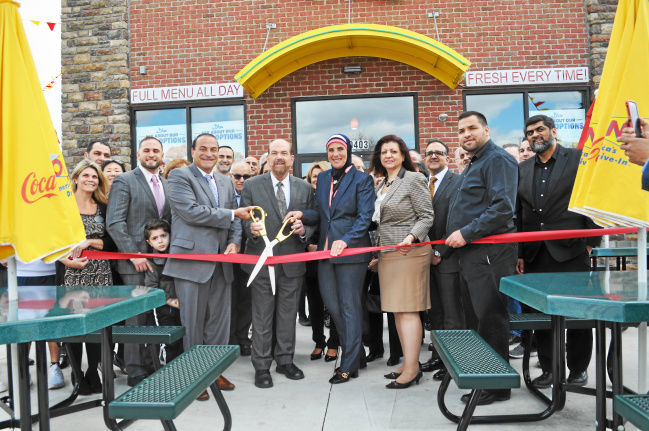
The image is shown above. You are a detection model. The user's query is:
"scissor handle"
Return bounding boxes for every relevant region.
[275,217,296,242]
[249,206,267,237]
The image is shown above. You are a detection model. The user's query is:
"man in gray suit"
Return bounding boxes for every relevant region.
[240,139,314,389]
[107,136,170,386]
[163,133,251,396]
[421,139,467,379]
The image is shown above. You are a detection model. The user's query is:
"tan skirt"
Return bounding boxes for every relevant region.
[378,245,432,312]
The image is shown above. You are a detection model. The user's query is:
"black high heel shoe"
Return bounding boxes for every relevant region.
[324,348,338,362]
[310,347,324,360]
[329,369,358,384]
[386,370,423,389]
[384,371,401,379]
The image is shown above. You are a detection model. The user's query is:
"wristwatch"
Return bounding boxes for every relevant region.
[433,249,441,258]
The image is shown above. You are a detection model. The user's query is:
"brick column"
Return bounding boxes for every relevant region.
[587,0,618,88]
[61,0,131,169]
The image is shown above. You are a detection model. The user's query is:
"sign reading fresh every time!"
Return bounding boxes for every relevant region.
[464,67,589,87]
[131,82,243,104]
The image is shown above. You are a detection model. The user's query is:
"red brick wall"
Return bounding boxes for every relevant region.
[130,0,589,170]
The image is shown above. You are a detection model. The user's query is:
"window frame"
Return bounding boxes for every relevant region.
[130,99,247,167]
[290,92,419,177]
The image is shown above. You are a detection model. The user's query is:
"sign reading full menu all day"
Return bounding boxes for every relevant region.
[464,67,589,87]
[131,82,243,104]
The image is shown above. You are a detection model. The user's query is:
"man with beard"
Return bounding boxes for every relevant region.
[445,111,518,405]
[240,139,314,388]
[516,114,600,388]
[216,145,235,175]
[107,136,171,385]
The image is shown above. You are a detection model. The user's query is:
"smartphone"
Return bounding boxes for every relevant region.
[626,100,643,137]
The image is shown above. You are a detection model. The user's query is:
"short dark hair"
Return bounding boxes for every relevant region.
[458,111,488,126]
[425,138,449,155]
[138,136,163,150]
[192,133,217,149]
[218,145,234,155]
[86,141,109,154]
[525,115,556,133]
[101,159,126,172]
[144,218,170,241]
[369,134,416,178]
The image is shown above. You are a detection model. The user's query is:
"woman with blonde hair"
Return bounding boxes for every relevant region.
[61,159,115,394]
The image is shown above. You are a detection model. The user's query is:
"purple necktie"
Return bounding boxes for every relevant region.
[151,175,165,217]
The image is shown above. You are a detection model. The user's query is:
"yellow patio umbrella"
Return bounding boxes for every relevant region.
[0,0,85,274]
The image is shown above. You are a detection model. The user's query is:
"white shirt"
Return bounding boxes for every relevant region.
[428,167,448,197]
[139,166,165,205]
[270,173,290,209]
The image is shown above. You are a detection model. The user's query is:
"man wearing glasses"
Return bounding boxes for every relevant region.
[229,161,254,356]
[421,139,466,380]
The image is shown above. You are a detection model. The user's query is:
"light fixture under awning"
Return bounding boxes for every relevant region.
[235,24,471,98]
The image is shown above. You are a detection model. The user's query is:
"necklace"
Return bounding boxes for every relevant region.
[384,177,397,188]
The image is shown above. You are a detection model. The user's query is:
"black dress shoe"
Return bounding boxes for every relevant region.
[460,390,510,405]
[428,342,435,351]
[254,370,273,388]
[531,371,553,389]
[298,316,312,327]
[239,345,251,357]
[366,351,384,362]
[59,351,69,370]
[433,368,447,381]
[386,370,423,389]
[310,347,324,360]
[421,357,443,373]
[275,363,304,380]
[329,370,358,384]
[386,356,401,366]
[126,374,147,387]
[567,370,588,386]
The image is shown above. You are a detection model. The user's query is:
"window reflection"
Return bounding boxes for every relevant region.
[135,109,187,163]
[465,93,524,147]
[295,96,416,154]
[528,91,585,148]
[191,106,246,159]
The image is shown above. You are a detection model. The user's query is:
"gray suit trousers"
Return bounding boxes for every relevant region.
[175,263,231,350]
[249,264,301,370]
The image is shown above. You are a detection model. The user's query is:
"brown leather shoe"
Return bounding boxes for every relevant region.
[217,375,235,391]
[196,390,209,401]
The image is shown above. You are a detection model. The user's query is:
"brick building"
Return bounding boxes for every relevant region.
[61,0,618,175]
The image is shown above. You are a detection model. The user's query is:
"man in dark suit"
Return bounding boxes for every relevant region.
[517,114,600,388]
[240,139,314,389]
[107,136,170,386]
[421,139,465,380]
[163,133,251,398]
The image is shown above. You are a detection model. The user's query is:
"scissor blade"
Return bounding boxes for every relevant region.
[247,250,270,287]
[269,265,276,295]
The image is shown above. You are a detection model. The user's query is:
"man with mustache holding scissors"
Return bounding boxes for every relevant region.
[240,138,314,389]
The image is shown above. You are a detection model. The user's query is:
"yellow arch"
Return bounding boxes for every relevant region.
[235,24,471,98]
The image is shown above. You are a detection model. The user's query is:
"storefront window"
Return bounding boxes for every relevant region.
[133,103,246,164]
[464,89,588,148]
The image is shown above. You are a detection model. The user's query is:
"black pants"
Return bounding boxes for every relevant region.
[430,267,465,330]
[155,305,184,363]
[457,243,516,363]
[525,244,593,374]
[229,264,252,347]
[305,274,339,349]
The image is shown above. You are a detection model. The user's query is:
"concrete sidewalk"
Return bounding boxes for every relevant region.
[1,323,644,430]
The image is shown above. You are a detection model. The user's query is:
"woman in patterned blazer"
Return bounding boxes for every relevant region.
[369,135,435,389]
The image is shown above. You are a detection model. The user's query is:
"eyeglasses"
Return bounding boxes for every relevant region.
[425,150,447,158]
[232,174,251,180]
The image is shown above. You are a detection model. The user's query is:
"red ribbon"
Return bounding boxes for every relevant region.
[81,226,640,265]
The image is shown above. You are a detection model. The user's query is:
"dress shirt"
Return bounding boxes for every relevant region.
[532,150,557,211]
[446,140,518,243]
[139,166,166,207]
[428,167,448,197]
[270,173,291,209]
[195,166,234,221]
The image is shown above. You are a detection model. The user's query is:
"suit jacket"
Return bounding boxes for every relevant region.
[517,144,601,264]
[376,168,434,247]
[240,173,314,278]
[106,168,171,276]
[428,171,462,273]
[162,164,242,284]
[643,165,649,191]
[302,167,375,264]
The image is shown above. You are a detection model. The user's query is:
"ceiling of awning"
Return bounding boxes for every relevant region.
[235,24,471,98]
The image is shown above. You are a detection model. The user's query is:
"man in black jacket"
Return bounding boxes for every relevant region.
[517,114,600,388]
[421,139,466,380]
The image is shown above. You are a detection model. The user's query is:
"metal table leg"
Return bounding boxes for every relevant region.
[35,341,50,431]
[610,322,623,429]
[595,321,607,431]
[100,326,120,431]
[17,343,31,431]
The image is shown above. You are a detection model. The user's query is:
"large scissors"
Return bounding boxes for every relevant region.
[246,206,295,295]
